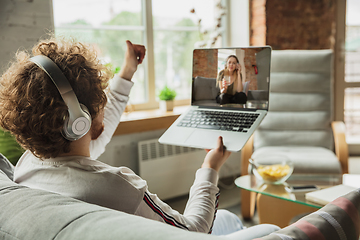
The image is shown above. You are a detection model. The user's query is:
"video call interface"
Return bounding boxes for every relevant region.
[191,47,271,110]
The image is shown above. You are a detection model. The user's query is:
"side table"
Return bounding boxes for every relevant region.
[235,174,342,228]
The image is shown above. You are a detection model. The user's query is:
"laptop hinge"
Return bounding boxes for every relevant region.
[197,106,258,111]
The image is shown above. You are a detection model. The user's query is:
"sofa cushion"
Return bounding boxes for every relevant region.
[0,154,218,240]
[256,189,360,240]
[0,177,225,240]
[247,90,269,101]
[55,207,219,240]
[0,174,278,240]
[193,76,219,101]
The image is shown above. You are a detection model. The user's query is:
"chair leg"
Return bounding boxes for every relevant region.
[240,135,255,219]
[240,189,256,219]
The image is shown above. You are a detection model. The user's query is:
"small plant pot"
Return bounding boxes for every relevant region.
[159,100,174,112]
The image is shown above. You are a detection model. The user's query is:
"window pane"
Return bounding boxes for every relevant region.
[152,0,221,100]
[52,0,146,104]
[344,88,360,141]
[152,0,217,28]
[153,30,199,99]
[53,0,142,27]
[345,40,360,83]
[345,0,360,142]
[345,0,360,83]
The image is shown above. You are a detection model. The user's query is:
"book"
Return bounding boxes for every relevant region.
[305,184,357,206]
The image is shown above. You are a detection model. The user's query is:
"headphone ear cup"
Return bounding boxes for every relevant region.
[79,103,91,120]
[62,104,92,141]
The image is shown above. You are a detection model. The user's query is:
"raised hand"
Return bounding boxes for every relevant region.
[119,40,146,81]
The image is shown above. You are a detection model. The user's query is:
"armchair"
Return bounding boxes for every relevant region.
[240,50,349,224]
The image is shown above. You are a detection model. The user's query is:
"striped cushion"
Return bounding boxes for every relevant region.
[256,189,360,240]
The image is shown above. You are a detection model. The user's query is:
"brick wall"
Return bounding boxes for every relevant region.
[250,0,336,50]
[250,0,266,46]
[192,49,218,78]
[244,48,262,91]
[0,0,53,74]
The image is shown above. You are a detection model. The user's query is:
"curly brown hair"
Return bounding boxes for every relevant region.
[0,38,110,159]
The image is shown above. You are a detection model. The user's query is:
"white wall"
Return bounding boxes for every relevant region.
[0,0,53,74]
[98,128,242,177]
[98,129,166,173]
[227,0,250,47]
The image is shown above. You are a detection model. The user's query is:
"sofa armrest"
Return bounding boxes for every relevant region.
[331,121,349,174]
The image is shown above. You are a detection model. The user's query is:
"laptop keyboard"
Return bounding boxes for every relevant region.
[177,110,259,132]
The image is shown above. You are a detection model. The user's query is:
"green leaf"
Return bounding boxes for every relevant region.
[158,86,177,101]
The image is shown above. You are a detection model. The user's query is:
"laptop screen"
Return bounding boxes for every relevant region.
[191,46,271,110]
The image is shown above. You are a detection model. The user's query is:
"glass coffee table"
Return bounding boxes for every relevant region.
[235,174,343,228]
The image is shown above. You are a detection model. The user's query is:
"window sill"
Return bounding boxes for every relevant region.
[114,105,189,135]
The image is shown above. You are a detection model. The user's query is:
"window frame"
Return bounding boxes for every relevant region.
[335,0,360,154]
[138,0,196,111]
[53,0,238,111]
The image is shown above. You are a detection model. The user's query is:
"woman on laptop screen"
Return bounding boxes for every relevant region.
[216,55,247,105]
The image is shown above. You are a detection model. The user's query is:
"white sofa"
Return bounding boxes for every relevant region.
[0,154,278,240]
[0,153,359,240]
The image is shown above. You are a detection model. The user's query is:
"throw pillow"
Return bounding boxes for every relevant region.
[256,189,360,240]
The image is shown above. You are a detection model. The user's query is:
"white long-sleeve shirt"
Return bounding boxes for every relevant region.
[14,76,220,233]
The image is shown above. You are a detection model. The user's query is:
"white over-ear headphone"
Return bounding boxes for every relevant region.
[30,55,92,141]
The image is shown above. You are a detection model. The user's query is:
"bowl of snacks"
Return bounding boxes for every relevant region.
[250,157,294,185]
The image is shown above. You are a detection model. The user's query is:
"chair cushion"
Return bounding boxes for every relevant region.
[251,146,342,175]
[255,189,360,240]
[254,50,334,151]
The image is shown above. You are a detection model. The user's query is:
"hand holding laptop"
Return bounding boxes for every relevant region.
[201,136,231,172]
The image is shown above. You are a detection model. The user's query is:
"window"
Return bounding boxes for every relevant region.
[52,0,226,110]
[344,0,360,143]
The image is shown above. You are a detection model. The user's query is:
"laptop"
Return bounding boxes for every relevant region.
[159,46,272,152]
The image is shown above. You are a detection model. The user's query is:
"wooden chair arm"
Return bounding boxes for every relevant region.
[241,134,254,176]
[240,134,256,219]
[332,121,349,174]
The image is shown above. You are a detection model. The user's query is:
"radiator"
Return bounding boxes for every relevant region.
[138,138,206,200]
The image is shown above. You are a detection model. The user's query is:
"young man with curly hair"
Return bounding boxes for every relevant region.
[0,38,279,237]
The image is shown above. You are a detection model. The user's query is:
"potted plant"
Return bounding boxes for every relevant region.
[158,86,177,111]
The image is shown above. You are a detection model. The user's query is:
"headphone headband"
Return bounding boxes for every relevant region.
[30,55,91,141]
